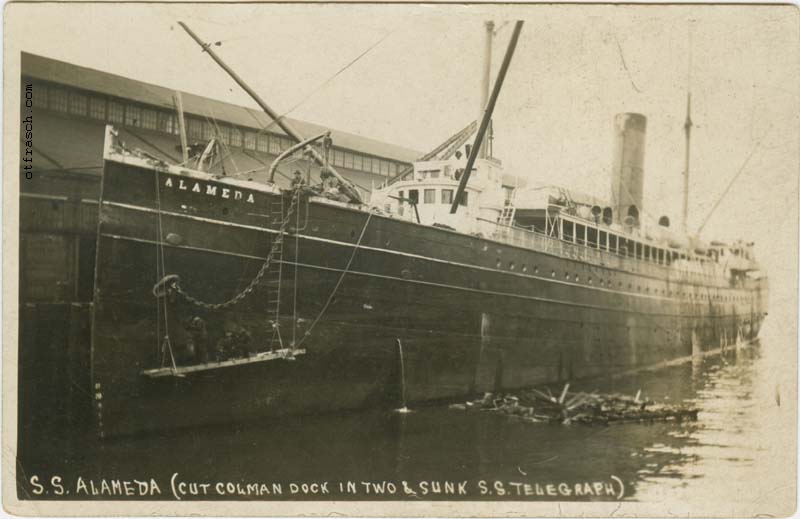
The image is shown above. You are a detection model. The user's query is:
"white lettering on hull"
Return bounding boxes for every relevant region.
[164,177,254,204]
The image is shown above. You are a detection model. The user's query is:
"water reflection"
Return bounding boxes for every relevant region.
[18,338,787,503]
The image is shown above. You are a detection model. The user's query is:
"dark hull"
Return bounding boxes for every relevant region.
[92,155,768,438]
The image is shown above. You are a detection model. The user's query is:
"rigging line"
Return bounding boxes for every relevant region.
[240,150,294,182]
[296,210,374,348]
[202,111,239,174]
[244,28,397,138]
[614,34,642,94]
[293,188,301,348]
[696,125,773,235]
[154,168,178,373]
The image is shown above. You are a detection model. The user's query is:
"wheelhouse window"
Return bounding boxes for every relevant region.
[441,189,454,204]
[460,191,469,206]
[588,227,598,248]
[424,189,436,204]
[563,221,574,242]
[408,189,419,205]
[576,224,586,245]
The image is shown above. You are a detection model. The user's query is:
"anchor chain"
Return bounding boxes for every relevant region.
[153,191,301,310]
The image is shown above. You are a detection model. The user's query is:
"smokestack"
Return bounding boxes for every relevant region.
[610,113,647,226]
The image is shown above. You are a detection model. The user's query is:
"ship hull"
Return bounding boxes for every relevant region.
[92,154,768,438]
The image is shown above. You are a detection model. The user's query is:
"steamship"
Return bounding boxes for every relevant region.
[90,21,768,437]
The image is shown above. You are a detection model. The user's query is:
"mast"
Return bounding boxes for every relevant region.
[177,21,363,204]
[682,91,692,235]
[450,20,524,214]
[478,21,494,159]
[681,24,693,235]
[173,91,189,163]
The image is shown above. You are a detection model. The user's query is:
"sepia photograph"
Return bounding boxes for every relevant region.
[3,2,798,516]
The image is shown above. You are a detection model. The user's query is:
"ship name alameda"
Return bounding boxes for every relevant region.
[90,20,767,437]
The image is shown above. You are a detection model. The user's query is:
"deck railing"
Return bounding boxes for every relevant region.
[481,218,726,286]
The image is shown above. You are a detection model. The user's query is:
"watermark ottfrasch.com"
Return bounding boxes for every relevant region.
[22,83,33,179]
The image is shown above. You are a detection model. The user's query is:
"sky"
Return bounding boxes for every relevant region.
[7,2,799,318]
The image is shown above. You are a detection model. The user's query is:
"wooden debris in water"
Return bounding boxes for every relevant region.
[448,386,699,425]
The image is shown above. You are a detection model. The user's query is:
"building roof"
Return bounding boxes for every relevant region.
[21,52,422,163]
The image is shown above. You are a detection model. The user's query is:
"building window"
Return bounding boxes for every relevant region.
[229,127,242,147]
[333,149,345,167]
[35,83,48,107]
[158,112,176,134]
[68,92,88,116]
[441,189,453,204]
[244,131,256,150]
[380,160,390,176]
[363,156,372,172]
[217,125,231,145]
[88,97,106,120]
[49,87,68,112]
[257,134,269,153]
[344,152,354,169]
[141,109,157,130]
[371,158,381,174]
[107,100,124,123]
[353,154,363,171]
[125,105,141,127]
[424,189,436,204]
[202,121,215,140]
[268,135,281,154]
[187,118,204,140]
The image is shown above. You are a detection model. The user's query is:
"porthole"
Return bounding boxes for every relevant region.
[496,259,502,268]
[588,277,593,284]
[482,244,489,252]
[565,273,570,280]
[509,262,515,270]
[534,266,539,274]
[551,270,556,278]
[575,275,580,282]
[522,265,528,272]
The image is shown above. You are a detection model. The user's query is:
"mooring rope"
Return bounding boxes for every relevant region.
[295,210,374,348]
